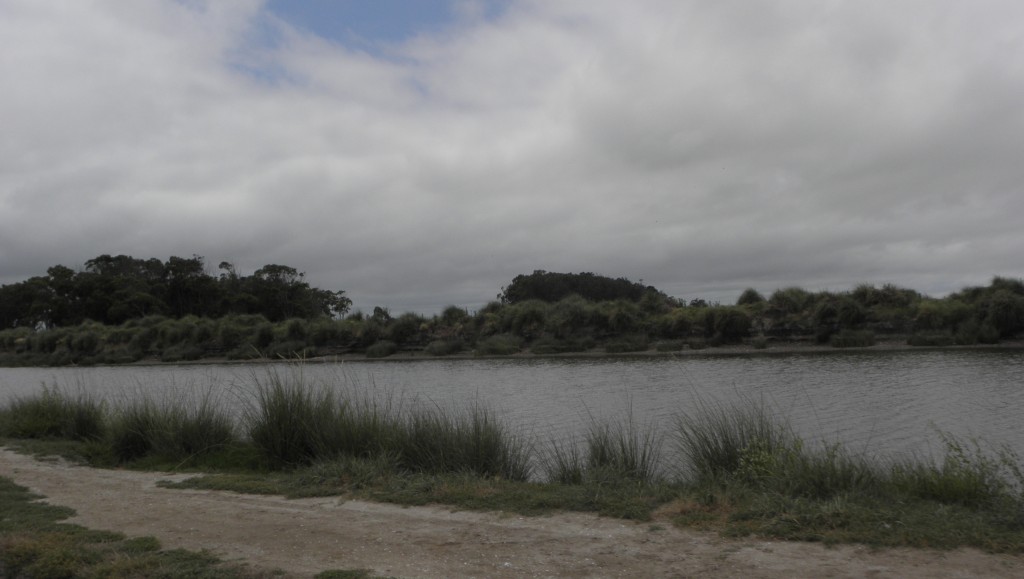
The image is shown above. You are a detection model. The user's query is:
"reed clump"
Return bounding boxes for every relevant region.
[0,385,105,441]
[242,368,532,480]
[109,389,236,464]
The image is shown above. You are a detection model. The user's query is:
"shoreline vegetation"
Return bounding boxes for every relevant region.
[1,256,1022,367]
[1,368,1023,577]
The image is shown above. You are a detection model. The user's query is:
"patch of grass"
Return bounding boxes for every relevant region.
[0,476,269,578]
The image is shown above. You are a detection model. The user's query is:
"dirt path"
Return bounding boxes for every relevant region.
[2,449,1023,578]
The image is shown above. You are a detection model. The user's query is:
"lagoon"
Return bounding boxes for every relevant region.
[2,349,1022,460]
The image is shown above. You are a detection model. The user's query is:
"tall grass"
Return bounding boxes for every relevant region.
[243,368,345,467]
[674,398,795,482]
[890,432,1024,509]
[243,368,533,479]
[673,397,1024,517]
[543,409,663,485]
[109,388,236,464]
[0,385,105,441]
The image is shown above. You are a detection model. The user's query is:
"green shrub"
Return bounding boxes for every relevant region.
[159,345,204,362]
[306,319,342,347]
[285,318,308,341]
[652,309,693,340]
[474,334,521,356]
[750,336,769,349]
[687,338,708,350]
[265,340,312,359]
[736,288,765,306]
[365,340,397,358]
[829,329,876,348]
[424,339,464,356]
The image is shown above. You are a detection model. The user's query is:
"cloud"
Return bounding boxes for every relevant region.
[2,0,1023,313]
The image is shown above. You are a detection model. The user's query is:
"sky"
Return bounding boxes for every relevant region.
[1,0,1023,315]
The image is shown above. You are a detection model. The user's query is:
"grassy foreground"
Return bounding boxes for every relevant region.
[2,370,1024,574]
[0,475,287,578]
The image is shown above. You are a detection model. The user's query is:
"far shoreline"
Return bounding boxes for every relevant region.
[100,337,1024,368]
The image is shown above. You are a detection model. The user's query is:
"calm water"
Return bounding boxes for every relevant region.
[2,349,1022,460]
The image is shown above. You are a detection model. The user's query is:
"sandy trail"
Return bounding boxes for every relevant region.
[2,448,1022,578]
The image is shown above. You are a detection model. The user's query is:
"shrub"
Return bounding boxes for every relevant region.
[424,339,464,356]
[266,340,313,359]
[545,296,590,338]
[652,309,693,339]
[159,345,204,362]
[306,319,342,347]
[285,318,308,341]
[474,334,521,356]
[365,340,398,358]
[387,313,425,346]
[829,330,876,348]
[768,287,813,315]
[509,300,548,338]
[736,288,765,306]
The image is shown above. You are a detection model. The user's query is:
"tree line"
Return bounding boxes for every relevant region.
[1,263,1022,366]
[0,254,351,329]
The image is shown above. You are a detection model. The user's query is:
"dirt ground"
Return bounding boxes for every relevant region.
[2,448,1023,578]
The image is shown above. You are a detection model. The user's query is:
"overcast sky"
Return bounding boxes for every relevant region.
[2,0,1022,314]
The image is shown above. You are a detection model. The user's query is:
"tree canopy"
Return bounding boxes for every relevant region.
[0,255,350,329]
[499,270,670,305]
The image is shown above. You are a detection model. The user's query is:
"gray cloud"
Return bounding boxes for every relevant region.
[2,0,1022,313]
